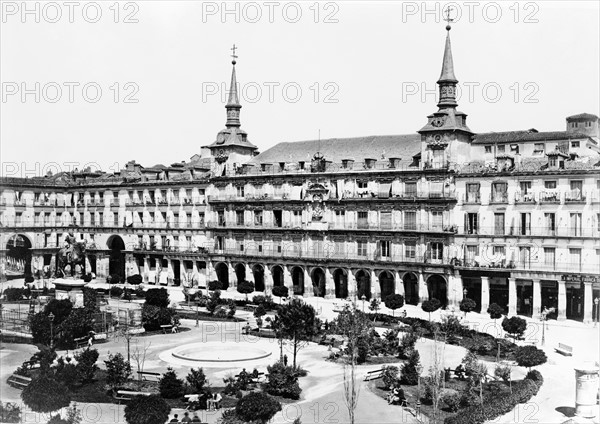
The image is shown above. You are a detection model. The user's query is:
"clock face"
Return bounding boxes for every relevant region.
[432,117,445,127]
[219,149,225,156]
[434,134,443,142]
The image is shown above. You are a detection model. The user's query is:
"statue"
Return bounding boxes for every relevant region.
[56,231,87,278]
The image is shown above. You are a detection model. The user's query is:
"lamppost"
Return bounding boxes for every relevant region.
[361,295,366,312]
[463,288,468,299]
[416,363,423,416]
[48,312,55,349]
[594,298,599,327]
[195,300,199,328]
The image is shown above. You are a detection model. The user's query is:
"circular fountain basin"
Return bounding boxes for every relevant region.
[171,342,272,363]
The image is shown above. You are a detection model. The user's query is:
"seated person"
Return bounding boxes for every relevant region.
[191,414,202,423]
[454,364,465,380]
[213,392,222,410]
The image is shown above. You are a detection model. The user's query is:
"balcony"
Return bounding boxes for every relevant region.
[539,191,560,203]
[460,226,595,238]
[489,192,509,204]
[564,190,586,203]
[463,193,481,204]
[514,193,536,203]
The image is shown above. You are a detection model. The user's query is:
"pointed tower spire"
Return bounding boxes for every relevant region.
[225,44,241,128]
[437,9,458,109]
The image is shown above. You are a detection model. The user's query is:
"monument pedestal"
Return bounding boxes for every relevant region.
[53,278,88,308]
[574,362,600,418]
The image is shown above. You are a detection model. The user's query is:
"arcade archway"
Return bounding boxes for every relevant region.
[355,269,371,300]
[291,266,305,295]
[271,265,284,287]
[235,263,246,283]
[403,272,419,305]
[427,274,448,307]
[311,268,326,297]
[252,264,265,292]
[4,234,32,278]
[215,262,229,290]
[333,268,348,299]
[107,235,126,279]
[379,270,395,300]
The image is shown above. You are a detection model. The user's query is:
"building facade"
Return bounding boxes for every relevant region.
[2,26,599,322]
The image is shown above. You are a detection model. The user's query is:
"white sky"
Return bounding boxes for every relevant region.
[1,0,599,175]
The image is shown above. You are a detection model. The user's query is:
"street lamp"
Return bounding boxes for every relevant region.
[195,300,199,328]
[48,312,55,349]
[361,295,366,312]
[416,364,424,402]
[463,288,468,299]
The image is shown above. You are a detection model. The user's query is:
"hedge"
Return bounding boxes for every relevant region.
[444,372,544,424]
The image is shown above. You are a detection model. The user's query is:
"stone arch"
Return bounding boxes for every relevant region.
[427,274,448,307]
[5,234,33,278]
[215,262,229,290]
[106,235,126,279]
[355,269,371,300]
[311,267,326,297]
[234,263,246,283]
[333,268,348,299]
[403,272,419,305]
[252,264,265,292]
[291,266,305,296]
[271,265,284,287]
[378,270,395,300]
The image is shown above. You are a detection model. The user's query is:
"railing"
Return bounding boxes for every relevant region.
[489,193,509,204]
[459,259,599,274]
[539,191,561,203]
[460,226,596,238]
[206,221,458,233]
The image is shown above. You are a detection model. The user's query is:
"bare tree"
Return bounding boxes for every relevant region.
[341,304,366,424]
[427,330,447,424]
[131,341,151,390]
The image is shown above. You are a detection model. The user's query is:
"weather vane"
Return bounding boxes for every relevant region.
[444,6,454,24]
[231,44,238,61]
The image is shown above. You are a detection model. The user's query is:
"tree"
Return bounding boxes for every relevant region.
[462,351,487,404]
[21,375,71,413]
[421,298,441,321]
[237,280,255,300]
[277,298,318,368]
[265,361,302,399]
[109,286,123,298]
[206,290,221,315]
[124,394,170,424]
[141,304,175,331]
[502,316,527,341]
[186,368,208,393]
[400,350,421,385]
[514,346,547,371]
[235,392,282,424]
[381,365,400,389]
[82,287,98,312]
[487,303,504,322]
[368,298,381,317]
[74,348,99,383]
[384,294,404,317]
[208,280,222,291]
[127,274,143,285]
[272,285,289,303]
[104,352,131,392]
[159,367,184,398]
[132,341,151,390]
[145,288,170,308]
[459,298,477,316]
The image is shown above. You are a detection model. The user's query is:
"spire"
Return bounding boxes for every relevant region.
[225,44,241,128]
[436,10,458,110]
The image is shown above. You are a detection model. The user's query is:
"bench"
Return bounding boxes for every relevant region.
[137,371,161,381]
[160,324,173,334]
[114,390,152,403]
[22,360,40,370]
[74,336,89,349]
[363,369,385,381]
[555,343,573,356]
[7,374,32,389]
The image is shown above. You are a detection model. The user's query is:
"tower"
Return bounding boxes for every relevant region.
[205,45,258,174]
[418,12,473,169]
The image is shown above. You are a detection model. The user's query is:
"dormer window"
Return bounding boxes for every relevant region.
[571,141,580,148]
[510,144,519,154]
[534,143,544,155]
[364,158,377,169]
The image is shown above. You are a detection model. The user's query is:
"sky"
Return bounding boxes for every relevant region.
[1,0,599,175]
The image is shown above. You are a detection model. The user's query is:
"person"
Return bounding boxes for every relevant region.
[214,392,222,410]
[181,412,192,422]
[206,395,215,411]
[191,414,201,423]
[402,310,407,318]
[169,414,179,423]
[283,355,288,366]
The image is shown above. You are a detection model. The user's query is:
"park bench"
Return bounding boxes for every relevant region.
[137,371,161,381]
[74,336,89,349]
[114,390,152,403]
[363,368,385,381]
[7,374,31,389]
[234,371,266,384]
[555,343,573,356]
[22,360,40,370]
[160,324,173,334]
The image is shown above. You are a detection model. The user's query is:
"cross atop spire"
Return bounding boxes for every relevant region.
[444,6,454,28]
[226,46,241,127]
[231,44,238,63]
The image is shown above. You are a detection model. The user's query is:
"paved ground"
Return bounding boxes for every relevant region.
[1,278,599,423]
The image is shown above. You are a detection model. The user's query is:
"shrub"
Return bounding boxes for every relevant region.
[4,287,25,301]
[459,298,477,315]
[109,274,121,284]
[127,274,143,285]
[141,304,175,331]
[501,316,527,340]
[82,273,93,283]
[237,280,255,300]
[46,416,69,424]
[514,345,547,370]
[235,392,282,424]
[272,285,289,300]
[75,348,99,383]
[421,298,441,320]
[265,361,302,399]
[55,358,78,388]
[487,303,504,321]
[227,299,237,318]
[206,291,222,315]
[159,367,184,398]
[21,375,71,413]
[443,392,461,412]
[440,315,464,338]
[104,352,131,392]
[134,285,146,298]
[0,402,21,423]
[25,275,35,283]
[124,394,170,424]
[494,364,511,383]
[208,280,222,291]
[186,368,208,393]
[525,369,543,383]
[398,329,419,359]
[384,294,404,316]
[145,288,170,308]
[109,286,123,298]
[381,365,400,389]
[400,350,421,385]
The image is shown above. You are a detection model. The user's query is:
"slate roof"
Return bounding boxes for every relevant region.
[566,113,599,121]
[472,131,590,144]
[249,134,421,166]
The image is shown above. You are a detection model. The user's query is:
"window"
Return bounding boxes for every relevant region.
[493,245,506,265]
[405,241,416,259]
[549,157,557,167]
[510,144,519,153]
[357,211,369,229]
[236,186,245,198]
[429,181,443,198]
[497,145,505,153]
[254,211,263,226]
[379,240,391,258]
[357,240,368,257]
[485,145,492,153]
[571,141,580,148]
[570,213,582,236]
[217,211,225,226]
[520,246,531,269]
[533,143,544,154]
[404,182,417,197]
[357,181,368,189]
[568,180,583,200]
[544,180,557,189]
[544,247,555,270]
[292,210,302,227]
[494,213,505,235]
[544,213,556,235]
[491,182,508,203]
[380,211,392,229]
[404,211,417,230]
[335,210,345,228]
[520,181,532,194]
[431,211,443,230]
[274,184,283,198]
[465,245,478,265]
[569,248,582,271]
[238,241,244,252]
[520,213,531,236]
[273,210,282,227]
[236,210,244,226]
[216,236,224,251]
[429,242,444,261]
[466,183,480,203]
